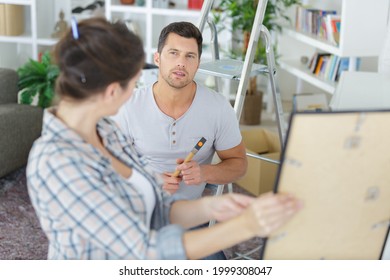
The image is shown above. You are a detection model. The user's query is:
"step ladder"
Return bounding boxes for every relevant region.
[197,0,287,149]
[198,0,286,259]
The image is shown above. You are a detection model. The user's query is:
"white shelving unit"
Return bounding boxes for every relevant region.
[279,0,390,94]
[0,0,35,68]
[0,0,73,69]
[0,0,210,68]
[105,0,209,64]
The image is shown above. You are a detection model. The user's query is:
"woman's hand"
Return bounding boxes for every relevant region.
[243,192,303,237]
[206,193,255,222]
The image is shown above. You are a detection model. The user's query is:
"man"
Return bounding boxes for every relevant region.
[112,21,247,200]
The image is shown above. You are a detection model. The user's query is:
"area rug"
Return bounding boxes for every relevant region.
[0,167,262,260]
[0,167,48,259]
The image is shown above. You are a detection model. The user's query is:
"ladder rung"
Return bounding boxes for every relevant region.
[246,152,280,165]
[198,58,269,80]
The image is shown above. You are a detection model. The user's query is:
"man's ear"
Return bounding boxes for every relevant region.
[154,52,160,66]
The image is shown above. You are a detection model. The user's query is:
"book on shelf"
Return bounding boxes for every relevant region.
[308,53,361,82]
[319,55,331,78]
[331,16,341,44]
[314,56,324,75]
[323,55,332,79]
[309,52,331,74]
[295,6,340,45]
[334,57,361,82]
[325,55,338,81]
[325,14,341,45]
[315,55,330,77]
[330,56,341,82]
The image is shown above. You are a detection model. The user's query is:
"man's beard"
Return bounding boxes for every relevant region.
[163,70,192,89]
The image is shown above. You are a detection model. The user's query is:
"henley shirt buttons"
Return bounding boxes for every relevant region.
[169,122,176,145]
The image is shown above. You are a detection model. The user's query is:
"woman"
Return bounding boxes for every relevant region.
[26,17,302,260]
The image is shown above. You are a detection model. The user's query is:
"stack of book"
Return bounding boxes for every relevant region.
[307,53,360,82]
[295,6,341,46]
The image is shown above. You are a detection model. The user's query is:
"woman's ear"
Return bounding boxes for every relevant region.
[103,82,120,102]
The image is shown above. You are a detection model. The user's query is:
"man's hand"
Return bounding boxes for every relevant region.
[161,172,182,194]
[175,158,205,185]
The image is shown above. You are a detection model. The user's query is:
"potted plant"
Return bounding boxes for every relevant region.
[213,0,300,63]
[213,0,300,124]
[17,51,59,108]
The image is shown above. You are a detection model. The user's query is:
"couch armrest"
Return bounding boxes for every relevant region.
[0,68,18,105]
[0,103,43,177]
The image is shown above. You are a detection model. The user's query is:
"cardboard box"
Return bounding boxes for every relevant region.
[0,4,24,36]
[236,128,281,196]
[293,93,329,112]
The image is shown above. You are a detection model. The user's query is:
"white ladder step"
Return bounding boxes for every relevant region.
[199,58,270,80]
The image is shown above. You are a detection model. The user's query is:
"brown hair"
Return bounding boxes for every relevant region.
[54,17,145,100]
[157,21,203,58]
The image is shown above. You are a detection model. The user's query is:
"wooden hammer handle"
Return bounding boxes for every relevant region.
[172,152,195,177]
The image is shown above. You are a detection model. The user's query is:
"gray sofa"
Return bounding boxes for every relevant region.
[0,68,43,178]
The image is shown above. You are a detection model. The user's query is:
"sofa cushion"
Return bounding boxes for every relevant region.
[0,68,18,104]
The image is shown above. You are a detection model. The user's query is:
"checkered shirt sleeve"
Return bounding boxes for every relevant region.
[26,110,187,259]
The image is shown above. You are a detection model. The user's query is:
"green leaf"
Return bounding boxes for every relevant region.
[46,65,60,81]
[43,83,53,99]
[37,91,46,108]
[17,51,59,108]
[41,51,52,66]
[20,90,33,105]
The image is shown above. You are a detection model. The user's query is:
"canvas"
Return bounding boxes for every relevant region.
[261,110,390,260]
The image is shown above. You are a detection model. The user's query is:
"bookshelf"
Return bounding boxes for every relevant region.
[105,0,210,64]
[279,0,390,94]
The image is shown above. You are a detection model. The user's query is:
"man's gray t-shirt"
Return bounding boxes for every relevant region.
[112,83,242,200]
